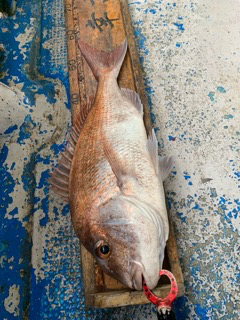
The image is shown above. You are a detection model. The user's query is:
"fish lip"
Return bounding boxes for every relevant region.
[143,275,158,290]
[131,260,159,291]
[141,273,157,290]
[130,261,145,291]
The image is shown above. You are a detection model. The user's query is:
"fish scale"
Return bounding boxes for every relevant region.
[70,105,119,218]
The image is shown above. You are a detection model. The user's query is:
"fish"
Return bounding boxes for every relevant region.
[49,39,173,291]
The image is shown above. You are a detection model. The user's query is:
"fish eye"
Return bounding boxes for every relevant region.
[95,240,111,259]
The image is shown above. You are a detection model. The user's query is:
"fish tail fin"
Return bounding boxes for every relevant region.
[78,38,127,80]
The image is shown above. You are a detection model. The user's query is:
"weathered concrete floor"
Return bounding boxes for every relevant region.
[129,0,240,318]
[0,0,239,319]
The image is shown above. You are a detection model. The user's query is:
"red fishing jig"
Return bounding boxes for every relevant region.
[143,269,178,320]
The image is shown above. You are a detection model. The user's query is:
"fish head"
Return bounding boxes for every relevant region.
[85,195,167,291]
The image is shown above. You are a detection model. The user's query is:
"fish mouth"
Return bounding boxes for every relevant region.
[130,261,159,291]
[131,261,144,290]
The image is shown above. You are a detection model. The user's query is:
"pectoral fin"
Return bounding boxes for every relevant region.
[158,156,174,181]
[147,129,159,175]
[147,129,173,180]
[102,136,127,189]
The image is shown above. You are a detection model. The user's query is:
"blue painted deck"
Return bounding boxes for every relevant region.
[0,0,239,319]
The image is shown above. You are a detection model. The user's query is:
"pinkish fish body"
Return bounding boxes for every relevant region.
[50,39,173,290]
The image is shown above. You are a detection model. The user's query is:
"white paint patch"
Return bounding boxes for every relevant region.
[0,82,28,137]
[128,0,240,318]
[4,285,20,317]
[2,79,70,280]
[42,0,68,71]
[15,19,36,60]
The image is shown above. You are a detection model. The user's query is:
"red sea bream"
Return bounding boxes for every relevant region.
[50,39,173,290]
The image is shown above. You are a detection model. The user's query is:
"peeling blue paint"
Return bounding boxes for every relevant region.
[224,114,234,119]
[217,86,226,93]
[17,115,36,145]
[0,217,32,319]
[174,296,191,319]
[219,197,226,204]
[176,212,186,223]
[21,153,36,193]
[134,28,149,55]
[195,303,208,319]
[168,135,176,141]
[50,143,65,156]
[37,170,49,189]
[166,197,172,209]
[10,162,16,170]
[0,144,9,163]
[9,207,18,217]
[208,92,215,102]
[3,124,18,135]
[36,154,51,165]
[41,197,49,216]
[173,22,185,31]
[0,145,15,210]
[62,204,70,216]
[1,0,240,319]
[149,8,156,14]
[192,203,203,211]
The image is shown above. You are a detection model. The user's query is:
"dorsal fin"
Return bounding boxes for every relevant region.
[121,88,143,116]
[49,98,93,200]
[146,128,159,175]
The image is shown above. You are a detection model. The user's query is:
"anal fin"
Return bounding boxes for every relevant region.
[147,129,173,181]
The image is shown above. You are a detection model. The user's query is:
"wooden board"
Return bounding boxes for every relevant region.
[64,0,185,308]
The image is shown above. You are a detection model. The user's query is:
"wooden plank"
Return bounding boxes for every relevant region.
[120,0,152,133]
[64,0,81,120]
[87,283,185,308]
[64,0,184,308]
[80,245,95,305]
[167,220,184,284]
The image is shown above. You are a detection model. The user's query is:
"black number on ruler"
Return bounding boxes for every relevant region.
[86,12,119,32]
[68,60,77,71]
[65,4,72,11]
[71,94,80,104]
[84,0,108,6]
[67,30,75,41]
